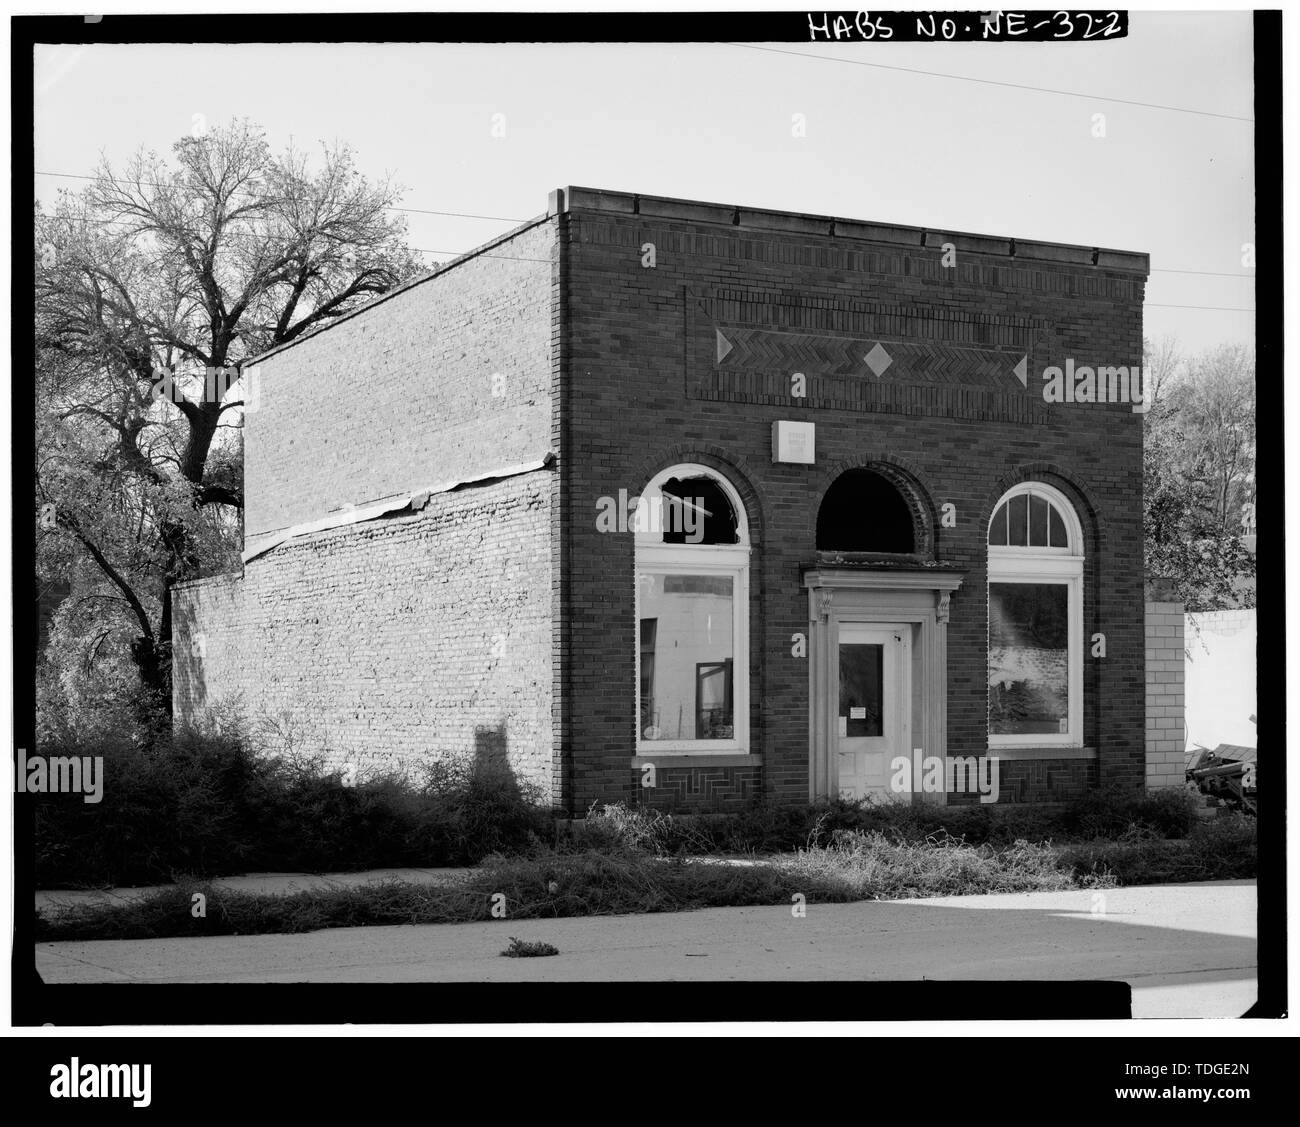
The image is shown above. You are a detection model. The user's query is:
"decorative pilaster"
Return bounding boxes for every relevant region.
[819,589,834,621]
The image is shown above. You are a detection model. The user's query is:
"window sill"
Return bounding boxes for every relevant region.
[984,746,1097,761]
[631,754,761,769]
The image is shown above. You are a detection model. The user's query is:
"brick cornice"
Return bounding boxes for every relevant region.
[557,184,1150,277]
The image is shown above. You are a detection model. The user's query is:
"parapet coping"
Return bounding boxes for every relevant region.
[241,452,556,564]
[552,185,1150,275]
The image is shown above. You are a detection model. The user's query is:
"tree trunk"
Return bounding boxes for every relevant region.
[181,399,223,485]
[129,631,172,728]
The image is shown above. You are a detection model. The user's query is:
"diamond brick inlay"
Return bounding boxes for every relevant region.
[712,325,1022,388]
[864,342,892,377]
[688,288,1048,422]
[711,325,869,374]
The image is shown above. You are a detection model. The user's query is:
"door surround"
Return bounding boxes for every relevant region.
[804,567,965,803]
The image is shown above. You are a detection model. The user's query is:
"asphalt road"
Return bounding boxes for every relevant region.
[34,880,1256,1018]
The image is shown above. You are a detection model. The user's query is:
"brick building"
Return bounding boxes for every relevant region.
[173,186,1151,813]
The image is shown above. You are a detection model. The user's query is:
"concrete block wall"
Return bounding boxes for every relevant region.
[1144,600,1186,790]
[556,187,1149,811]
[173,470,556,794]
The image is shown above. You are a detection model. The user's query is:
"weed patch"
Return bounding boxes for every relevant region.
[38,829,1200,943]
[502,937,559,958]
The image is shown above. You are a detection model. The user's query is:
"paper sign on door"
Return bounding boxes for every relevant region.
[838,716,848,736]
[850,707,867,720]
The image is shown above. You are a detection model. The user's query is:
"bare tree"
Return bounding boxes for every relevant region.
[36,119,425,723]
[1142,340,1255,611]
[1170,344,1256,531]
[1140,333,1184,417]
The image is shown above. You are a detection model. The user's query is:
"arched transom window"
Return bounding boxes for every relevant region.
[816,468,916,554]
[635,464,749,753]
[987,483,1084,747]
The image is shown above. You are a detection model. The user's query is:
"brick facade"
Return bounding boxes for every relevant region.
[174,186,1152,814]
[560,188,1147,812]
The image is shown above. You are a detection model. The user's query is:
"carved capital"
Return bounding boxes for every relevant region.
[936,592,951,625]
[819,589,834,621]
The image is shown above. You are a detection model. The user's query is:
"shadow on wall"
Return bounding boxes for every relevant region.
[472,723,529,801]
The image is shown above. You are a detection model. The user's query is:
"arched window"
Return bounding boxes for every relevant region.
[817,468,916,554]
[987,483,1084,747]
[635,464,749,752]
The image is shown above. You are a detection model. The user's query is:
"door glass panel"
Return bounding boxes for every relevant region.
[839,643,883,737]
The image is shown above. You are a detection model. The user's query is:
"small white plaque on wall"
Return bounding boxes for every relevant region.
[772,420,815,464]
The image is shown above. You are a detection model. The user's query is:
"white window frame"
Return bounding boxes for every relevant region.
[987,482,1084,750]
[634,464,750,755]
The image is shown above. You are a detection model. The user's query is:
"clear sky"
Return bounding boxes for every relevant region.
[33,10,1255,356]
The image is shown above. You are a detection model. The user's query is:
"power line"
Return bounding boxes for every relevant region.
[38,169,1256,282]
[35,176,1258,294]
[723,42,1255,123]
[37,219,1253,284]
[34,219,1258,291]
[36,210,553,264]
[35,170,529,224]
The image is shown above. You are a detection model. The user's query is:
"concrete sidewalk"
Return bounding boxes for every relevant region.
[35,880,1256,1018]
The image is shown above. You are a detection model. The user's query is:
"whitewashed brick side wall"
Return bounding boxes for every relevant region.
[1145,600,1186,790]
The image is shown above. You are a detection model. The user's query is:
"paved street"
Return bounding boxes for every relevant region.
[35,880,1256,1018]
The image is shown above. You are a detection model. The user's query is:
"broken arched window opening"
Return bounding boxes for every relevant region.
[816,468,916,554]
[657,474,740,545]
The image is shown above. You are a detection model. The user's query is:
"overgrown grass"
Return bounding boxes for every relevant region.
[1058,813,1259,885]
[35,713,1219,891]
[34,816,1256,943]
[581,785,1205,856]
